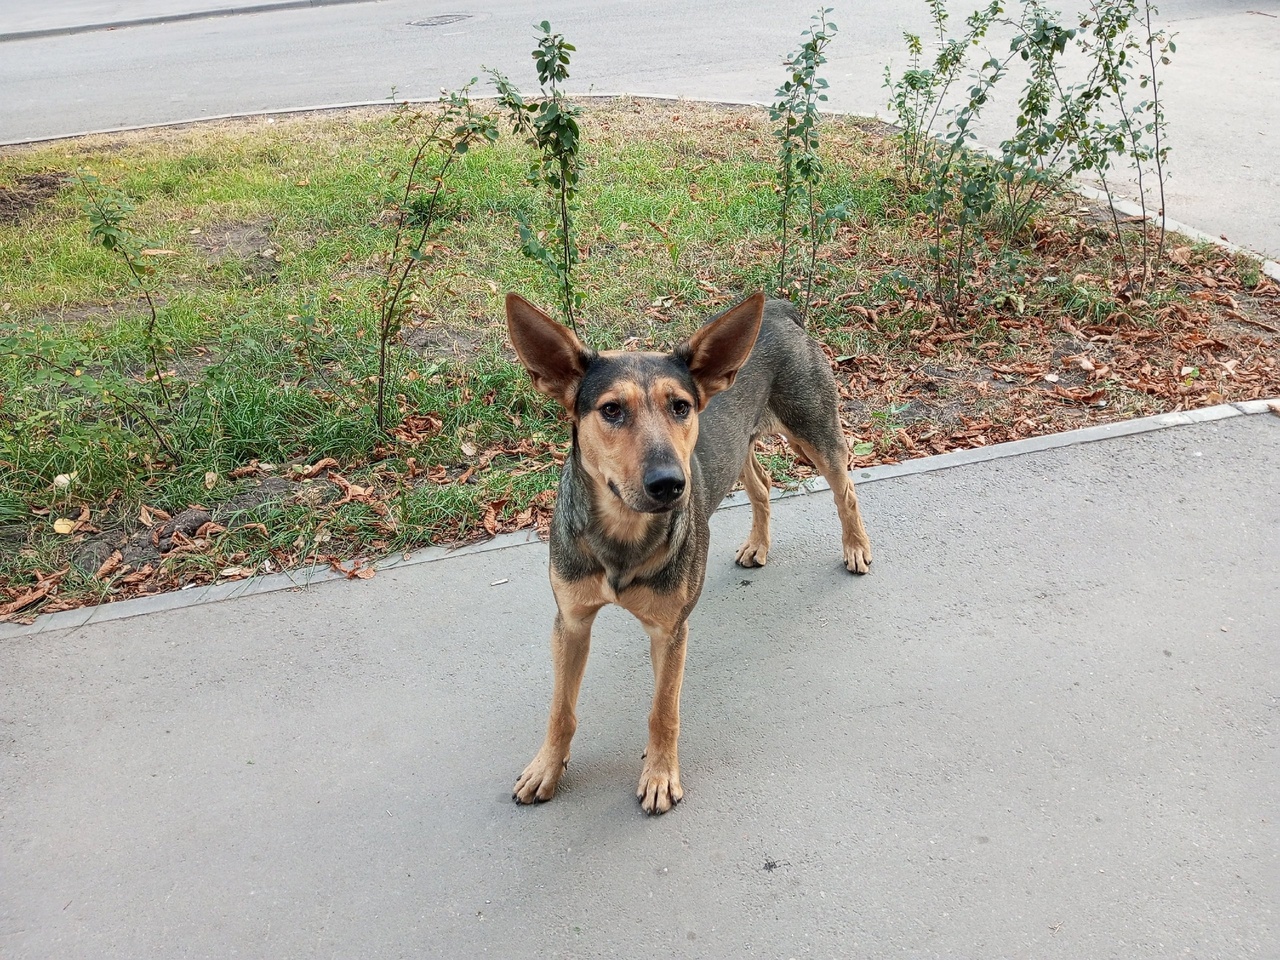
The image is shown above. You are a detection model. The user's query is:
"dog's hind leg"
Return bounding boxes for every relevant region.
[514,588,601,805]
[734,447,772,568]
[766,328,873,574]
[782,429,873,575]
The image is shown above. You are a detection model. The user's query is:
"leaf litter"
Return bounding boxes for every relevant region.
[1,102,1277,621]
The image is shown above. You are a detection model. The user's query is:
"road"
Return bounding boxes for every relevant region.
[1,0,1278,256]
[2,410,1277,958]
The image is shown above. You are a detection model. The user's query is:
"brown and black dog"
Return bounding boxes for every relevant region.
[506,291,872,814]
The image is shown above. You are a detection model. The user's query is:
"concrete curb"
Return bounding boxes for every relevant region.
[0,0,381,44]
[5,92,1277,278]
[2,398,1275,640]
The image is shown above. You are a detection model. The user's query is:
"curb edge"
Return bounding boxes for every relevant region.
[3,398,1275,640]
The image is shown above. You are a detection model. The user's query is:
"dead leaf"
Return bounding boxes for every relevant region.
[291,457,339,480]
[0,584,55,618]
[0,567,68,620]
[389,414,443,446]
[329,558,376,580]
[138,504,171,527]
[1052,384,1107,404]
[327,471,375,506]
[229,461,263,480]
[117,563,155,587]
[94,551,123,580]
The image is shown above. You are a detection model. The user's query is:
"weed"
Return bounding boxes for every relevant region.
[1075,0,1176,290]
[489,22,585,333]
[76,171,173,411]
[771,8,844,320]
[884,0,1002,191]
[373,84,499,432]
[884,0,1177,314]
[997,2,1095,242]
[1233,253,1262,290]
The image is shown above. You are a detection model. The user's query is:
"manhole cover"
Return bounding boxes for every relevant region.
[408,14,472,27]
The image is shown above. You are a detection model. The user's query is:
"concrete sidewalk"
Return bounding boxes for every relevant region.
[2,412,1276,958]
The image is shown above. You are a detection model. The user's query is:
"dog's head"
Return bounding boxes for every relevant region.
[506,293,765,515]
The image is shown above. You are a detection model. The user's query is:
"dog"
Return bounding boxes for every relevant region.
[506,291,872,814]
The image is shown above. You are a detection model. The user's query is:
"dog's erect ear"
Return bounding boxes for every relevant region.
[676,292,766,408]
[506,293,593,412]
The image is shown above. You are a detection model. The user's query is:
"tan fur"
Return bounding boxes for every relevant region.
[574,376,700,537]
[512,564,698,813]
[511,571,603,804]
[600,578,696,814]
[734,452,773,567]
[505,292,871,815]
[781,430,873,573]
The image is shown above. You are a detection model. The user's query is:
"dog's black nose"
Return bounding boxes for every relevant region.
[643,465,686,504]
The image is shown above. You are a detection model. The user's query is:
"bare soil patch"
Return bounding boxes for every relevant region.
[0,171,67,225]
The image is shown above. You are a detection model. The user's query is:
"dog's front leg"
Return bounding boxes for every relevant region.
[513,602,599,805]
[638,619,688,814]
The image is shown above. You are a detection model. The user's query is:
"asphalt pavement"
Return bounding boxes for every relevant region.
[3,410,1276,958]
[1,0,1278,257]
[2,3,1278,955]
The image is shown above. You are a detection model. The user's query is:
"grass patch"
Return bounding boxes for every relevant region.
[1,98,1277,620]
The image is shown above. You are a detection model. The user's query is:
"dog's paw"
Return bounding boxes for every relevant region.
[637,754,683,815]
[734,537,769,568]
[844,539,872,575]
[513,749,568,805]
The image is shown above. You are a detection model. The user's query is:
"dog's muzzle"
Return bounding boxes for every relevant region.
[642,464,686,506]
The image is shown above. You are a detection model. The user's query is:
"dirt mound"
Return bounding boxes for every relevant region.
[0,172,67,225]
[194,219,274,263]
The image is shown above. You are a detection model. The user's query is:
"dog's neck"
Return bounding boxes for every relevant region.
[555,453,693,594]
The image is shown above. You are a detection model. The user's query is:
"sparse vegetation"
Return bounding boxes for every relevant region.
[0,1,1272,621]
[373,84,499,432]
[489,21,585,333]
[884,0,1177,314]
[771,8,845,320]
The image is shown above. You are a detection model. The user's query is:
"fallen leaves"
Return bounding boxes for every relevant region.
[138,503,171,527]
[290,457,339,480]
[5,187,1279,624]
[329,557,376,580]
[0,568,68,620]
[94,550,123,580]
[1050,383,1107,405]
[52,505,96,535]
[388,413,442,446]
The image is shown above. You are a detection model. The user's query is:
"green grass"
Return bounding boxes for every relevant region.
[1,98,1270,611]
[0,101,895,598]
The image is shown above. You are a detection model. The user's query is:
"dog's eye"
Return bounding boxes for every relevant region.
[600,401,624,423]
[671,399,692,419]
